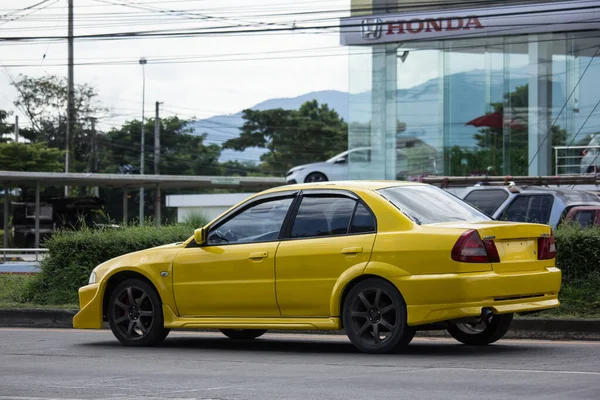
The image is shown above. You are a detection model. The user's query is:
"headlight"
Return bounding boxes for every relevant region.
[88,271,97,285]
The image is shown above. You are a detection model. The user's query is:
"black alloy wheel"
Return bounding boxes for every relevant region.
[220,329,268,340]
[343,278,415,354]
[447,313,514,345]
[107,279,170,346]
[304,172,328,183]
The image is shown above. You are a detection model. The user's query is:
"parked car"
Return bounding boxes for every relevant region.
[461,185,600,227]
[74,181,560,354]
[285,142,438,184]
[580,134,600,174]
[564,206,600,227]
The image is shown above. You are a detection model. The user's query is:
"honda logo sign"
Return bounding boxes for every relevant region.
[361,18,383,40]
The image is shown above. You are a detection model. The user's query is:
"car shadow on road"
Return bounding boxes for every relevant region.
[80,333,541,357]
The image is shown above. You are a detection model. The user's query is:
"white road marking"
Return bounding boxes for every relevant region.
[432,367,600,376]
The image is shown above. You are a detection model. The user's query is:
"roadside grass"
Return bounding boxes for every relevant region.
[0,274,77,309]
[533,273,600,319]
[1,273,599,318]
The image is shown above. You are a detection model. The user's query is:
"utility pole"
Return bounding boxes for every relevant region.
[91,118,99,197]
[65,0,74,196]
[154,101,161,226]
[139,57,147,225]
[154,101,160,175]
[14,115,18,143]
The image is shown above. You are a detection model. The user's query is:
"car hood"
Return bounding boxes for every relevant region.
[288,161,331,173]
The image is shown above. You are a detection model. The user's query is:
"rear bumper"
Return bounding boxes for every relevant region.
[72,283,104,329]
[392,267,562,326]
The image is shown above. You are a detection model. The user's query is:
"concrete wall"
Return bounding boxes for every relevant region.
[166,193,257,224]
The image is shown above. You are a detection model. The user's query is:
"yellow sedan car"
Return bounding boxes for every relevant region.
[74,181,561,354]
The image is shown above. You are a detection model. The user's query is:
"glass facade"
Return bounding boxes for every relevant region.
[346,1,600,179]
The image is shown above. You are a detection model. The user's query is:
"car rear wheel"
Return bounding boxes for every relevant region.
[304,172,328,182]
[107,279,170,347]
[447,313,513,345]
[343,278,415,354]
[220,329,267,340]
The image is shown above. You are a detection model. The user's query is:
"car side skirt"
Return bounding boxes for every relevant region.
[162,305,341,330]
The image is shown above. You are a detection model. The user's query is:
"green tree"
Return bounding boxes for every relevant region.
[98,116,221,176]
[0,142,64,171]
[223,100,348,175]
[0,110,12,143]
[11,74,106,172]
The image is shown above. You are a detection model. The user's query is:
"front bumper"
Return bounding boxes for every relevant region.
[392,267,562,326]
[72,283,104,329]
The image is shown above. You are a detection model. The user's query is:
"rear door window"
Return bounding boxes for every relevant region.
[573,210,597,227]
[463,189,509,215]
[501,195,554,224]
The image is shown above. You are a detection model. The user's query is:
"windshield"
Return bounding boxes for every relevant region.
[378,185,491,225]
[326,151,349,163]
[589,134,600,146]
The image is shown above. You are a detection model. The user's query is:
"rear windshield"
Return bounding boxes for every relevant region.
[378,185,491,225]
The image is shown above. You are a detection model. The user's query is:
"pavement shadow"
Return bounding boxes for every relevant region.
[80,333,540,357]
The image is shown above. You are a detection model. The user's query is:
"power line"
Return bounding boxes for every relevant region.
[2,3,600,43]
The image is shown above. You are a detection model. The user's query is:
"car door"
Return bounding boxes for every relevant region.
[275,190,377,317]
[172,193,296,317]
[326,154,350,181]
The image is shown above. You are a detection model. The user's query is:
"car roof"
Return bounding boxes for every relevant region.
[263,180,427,194]
[466,185,600,204]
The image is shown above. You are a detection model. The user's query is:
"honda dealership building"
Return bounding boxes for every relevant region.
[340,0,600,179]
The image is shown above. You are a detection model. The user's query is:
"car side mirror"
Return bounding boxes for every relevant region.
[194,227,207,245]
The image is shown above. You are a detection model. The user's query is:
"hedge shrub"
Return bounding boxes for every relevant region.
[554,224,600,282]
[22,223,198,304]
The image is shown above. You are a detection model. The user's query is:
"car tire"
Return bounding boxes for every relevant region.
[447,313,513,346]
[107,278,170,347]
[220,329,267,340]
[304,172,328,183]
[343,278,414,354]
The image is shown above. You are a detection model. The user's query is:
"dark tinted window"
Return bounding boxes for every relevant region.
[501,195,554,224]
[291,196,356,238]
[208,197,293,244]
[574,210,596,227]
[378,185,490,225]
[351,203,376,233]
[463,189,509,215]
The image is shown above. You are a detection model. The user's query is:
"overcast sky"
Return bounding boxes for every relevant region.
[0,0,354,131]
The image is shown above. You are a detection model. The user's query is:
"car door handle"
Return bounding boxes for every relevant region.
[248,251,268,260]
[341,247,363,255]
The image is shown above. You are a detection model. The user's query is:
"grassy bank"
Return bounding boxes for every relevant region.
[0,274,77,309]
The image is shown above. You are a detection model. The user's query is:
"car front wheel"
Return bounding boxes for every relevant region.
[304,172,328,182]
[447,313,513,345]
[107,278,170,346]
[343,278,415,354]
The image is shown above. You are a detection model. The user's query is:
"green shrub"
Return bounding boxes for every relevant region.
[21,224,195,304]
[555,223,600,282]
[181,212,209,228]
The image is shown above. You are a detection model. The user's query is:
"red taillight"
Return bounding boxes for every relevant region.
[583,149,588,156]
[538,234,556,260]
[451,229,500,263]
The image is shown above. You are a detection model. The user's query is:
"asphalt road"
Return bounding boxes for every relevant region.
[1,328,599,400]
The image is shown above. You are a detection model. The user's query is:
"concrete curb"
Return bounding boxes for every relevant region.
[1,308,599,341]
